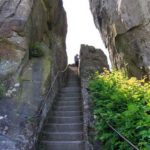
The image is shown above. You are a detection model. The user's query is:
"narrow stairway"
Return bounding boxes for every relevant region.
[38,67,85,150]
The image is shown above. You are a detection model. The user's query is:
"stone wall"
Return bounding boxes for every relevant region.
[80,44,109,150]
[89,0,150,79]
[0,0,67,149]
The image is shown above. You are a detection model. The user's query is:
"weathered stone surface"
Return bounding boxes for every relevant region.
[79,45,106,149]
[0,0,67,81]
[0,39,25,79]
[80,44,109,79]
[0,0,67,149]
[89,0,150,79]
[0,135,19,150]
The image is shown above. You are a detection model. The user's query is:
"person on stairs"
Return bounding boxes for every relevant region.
[74,54,79,67]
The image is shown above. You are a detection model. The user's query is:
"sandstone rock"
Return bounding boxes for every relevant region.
[89,0,150,79]
[0,39,25,80]
[0,0,67,81]
[79,45,107,149]
[0,0,67,149]
[80,44,109,79]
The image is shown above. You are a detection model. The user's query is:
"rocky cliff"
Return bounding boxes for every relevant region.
[79,44,109,149]
[0,0,67,80]
[80,44,109,78]
[89,0,150,79]
[0,0,67,149]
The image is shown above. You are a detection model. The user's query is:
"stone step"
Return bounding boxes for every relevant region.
[58,97,81,101]
[59,93,81,97]
[41,132,84,141]
[68,74,78,76]
[53,106,82,111]
[57,96,81,101]
[67,79,79,82]
[61,90,81,94]
[56,101,82,106]
[61,87,81,91]
[47,116,83,124]
[39,141,85,150]
[52,111,83,117]
[65,85,80,88]
[67,79,79,81]
[43,123,83,132]
[67,81,79,84]
[54,103,82,108]
[66,83,80,86]
[54,100,82,106]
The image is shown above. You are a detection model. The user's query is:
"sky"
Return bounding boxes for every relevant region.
[62,0,110,65]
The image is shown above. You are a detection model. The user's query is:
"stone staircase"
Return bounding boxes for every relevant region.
[38,67,85,150]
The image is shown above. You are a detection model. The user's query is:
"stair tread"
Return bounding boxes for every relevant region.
[41,140,84,143]
[39,141,85,150]
[48,116,83,118]
[54,106,81,108]
[56,102,82,105]
[45,123,83,125]
[47,117,83,123]
[41,132,84,141]
[51,111,82,115]
[57,97,82,99]
[42,131,83,134]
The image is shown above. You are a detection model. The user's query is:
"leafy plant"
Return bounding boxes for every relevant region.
[89,69,150,150]
[29,42,44,58]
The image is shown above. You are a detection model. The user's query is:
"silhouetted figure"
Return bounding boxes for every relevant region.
[74,54,79,67]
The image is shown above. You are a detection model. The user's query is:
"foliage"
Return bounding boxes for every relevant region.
[29,42,44,58]
[0,83,5,97]
[89,69,150,150]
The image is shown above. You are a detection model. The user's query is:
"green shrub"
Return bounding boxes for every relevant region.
[89,69,150,150]
[29,42,44,58]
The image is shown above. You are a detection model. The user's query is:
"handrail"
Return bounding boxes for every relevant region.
[107,122,139,150]
[99,112,139,150]
[44,64,69,100]
[32,64,69,118]
[90,92,139,149]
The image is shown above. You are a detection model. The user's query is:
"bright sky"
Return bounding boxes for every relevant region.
[63,0,111,65]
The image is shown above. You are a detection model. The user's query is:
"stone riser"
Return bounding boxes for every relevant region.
[53,106,82,111]
[39,141,85,150]
[41,132,84,141]
[47,116,83,124]
[52,111,83,117]
[43,123,83,132]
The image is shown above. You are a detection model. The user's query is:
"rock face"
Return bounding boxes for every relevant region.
[0,0,67,80]
[0,0,67,149]
[89,0,150,79]
[80,44,109,79]
[80,44,108,149]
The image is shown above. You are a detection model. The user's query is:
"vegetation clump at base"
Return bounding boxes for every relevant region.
[89,69,150,150]
[29,42,44,58]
